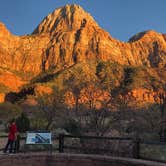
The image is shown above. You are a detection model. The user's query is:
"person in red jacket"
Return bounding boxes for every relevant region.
[4,118,18,153]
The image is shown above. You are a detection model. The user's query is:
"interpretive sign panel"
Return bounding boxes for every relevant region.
[26,132,52,144]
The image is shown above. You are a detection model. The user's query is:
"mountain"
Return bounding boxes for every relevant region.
[0,4,166,107]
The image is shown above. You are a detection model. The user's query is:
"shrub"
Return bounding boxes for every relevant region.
[0,102,22,122]
[63,119,81,135]
[16,113,30,133]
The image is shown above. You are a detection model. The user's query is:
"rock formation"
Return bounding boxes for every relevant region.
[0,4,166,105]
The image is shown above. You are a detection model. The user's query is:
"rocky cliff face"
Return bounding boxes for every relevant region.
[32,4,166,70]
[0,22,50,75]
[0,4,166,104]
[1,4,166,73]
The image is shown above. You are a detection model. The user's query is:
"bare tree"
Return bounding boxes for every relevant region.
[64,71,89,113]
[154,91,166,141]
[76,83,113,136]
[37,88,66,130]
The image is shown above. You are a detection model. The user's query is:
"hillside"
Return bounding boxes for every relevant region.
[0,4,166,107]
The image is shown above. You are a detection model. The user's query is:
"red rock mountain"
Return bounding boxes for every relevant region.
[0,4,166,104]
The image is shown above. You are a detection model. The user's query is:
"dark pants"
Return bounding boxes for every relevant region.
[14,135,20,153]
[4,139,14,153]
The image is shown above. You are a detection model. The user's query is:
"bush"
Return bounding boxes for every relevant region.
[0,102,22,123]
[96,61,123,90]
[64,119,81,135]
[16,113,30,133]
[53,128,69,137]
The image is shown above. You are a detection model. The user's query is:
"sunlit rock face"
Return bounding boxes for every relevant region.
[32,5,166,70]
[1,4,166,74]
[0,22,50,75]
[0,4,166,104]
[128,30,166,68]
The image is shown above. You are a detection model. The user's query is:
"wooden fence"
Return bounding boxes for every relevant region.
[1,134,166,163]
[58,134,138,158]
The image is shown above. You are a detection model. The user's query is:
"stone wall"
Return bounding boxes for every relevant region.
[0,153,165,166]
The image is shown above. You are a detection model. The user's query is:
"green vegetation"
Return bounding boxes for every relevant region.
[63,119,81,135]
[0,102,22,122]
[0,102,22,132]
[96,61,123,90]
[16,113,30,133]
[0,60,166,145]
[121,66,149,90]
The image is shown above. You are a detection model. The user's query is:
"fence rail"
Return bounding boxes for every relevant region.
[58,134,138,158]
[1,134,166,163]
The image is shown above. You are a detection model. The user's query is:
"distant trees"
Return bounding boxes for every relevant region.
[6,60,162,139]
[82,108,114,136]
[36,88,67,130]
[96,61,123,91]
[79,83,112,136]
[154,91,166,141]
[16,113,30,133]
[0,102,22,123]
[55,65,114,136]
[64,72,88,113]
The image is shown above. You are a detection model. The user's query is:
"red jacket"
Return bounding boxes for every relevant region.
[8,123,17,141]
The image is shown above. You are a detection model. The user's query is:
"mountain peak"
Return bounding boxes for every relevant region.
[128,30,163,42]
[33,4,98,34]
[0,22,11,36]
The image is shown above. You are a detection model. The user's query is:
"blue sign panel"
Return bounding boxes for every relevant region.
[26,132,52,144]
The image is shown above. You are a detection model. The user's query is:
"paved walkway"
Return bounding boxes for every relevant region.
[0,152,166,166]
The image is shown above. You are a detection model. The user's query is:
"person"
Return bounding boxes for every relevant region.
[4,118,18,153]
[14,132,20,153]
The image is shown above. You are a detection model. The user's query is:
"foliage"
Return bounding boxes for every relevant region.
[96,61,123,90]
[83,108,113,136]
[153,92,166,141]
[1,59,165,139]
[122,66,147,90]
[53,128,69,136]
[120,66,165,92]
[0,102,22,122]
[31,117,48,130]
[62,63,98,112]
[63,118,81,135]
[16,113,30,133]
[36,87,67,130]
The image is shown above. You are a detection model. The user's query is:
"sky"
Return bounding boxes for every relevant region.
[0,0,165,41]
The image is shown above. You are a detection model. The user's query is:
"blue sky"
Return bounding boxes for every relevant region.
[0,0,165,41]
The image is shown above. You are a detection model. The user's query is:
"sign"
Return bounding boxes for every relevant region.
[26,132,52,144]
